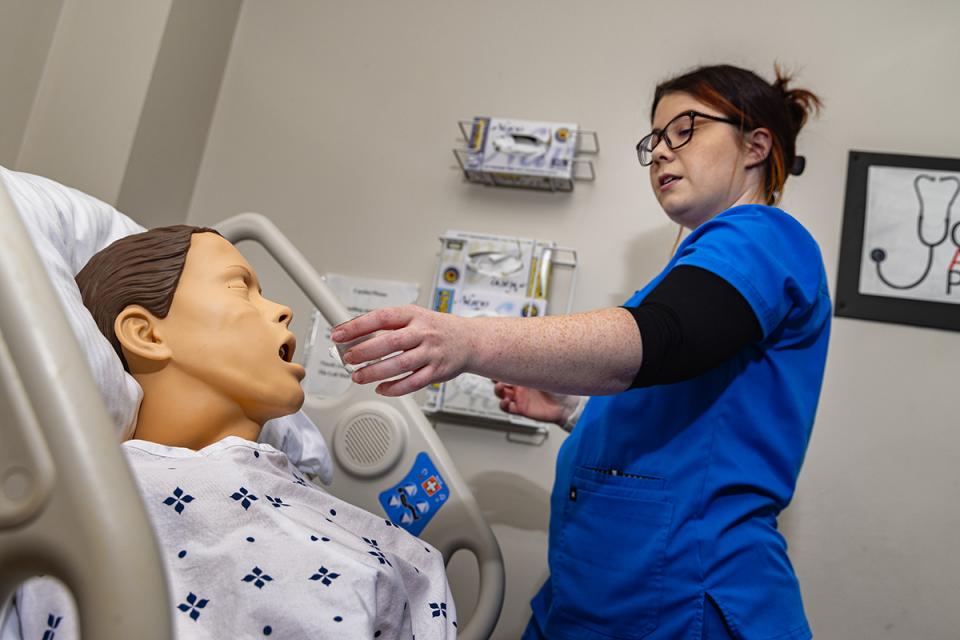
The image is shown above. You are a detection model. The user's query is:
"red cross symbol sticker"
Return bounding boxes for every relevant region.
[421,476,441,496]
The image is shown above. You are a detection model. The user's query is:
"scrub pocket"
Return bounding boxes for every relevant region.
[551,466,673,640]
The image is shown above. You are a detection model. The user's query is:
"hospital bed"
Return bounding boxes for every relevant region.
[0,175,504,639]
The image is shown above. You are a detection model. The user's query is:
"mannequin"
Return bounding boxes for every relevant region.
[75,225,305,449]
[10,225,458,640]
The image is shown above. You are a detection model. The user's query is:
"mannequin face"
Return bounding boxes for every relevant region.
[143,233,305,428]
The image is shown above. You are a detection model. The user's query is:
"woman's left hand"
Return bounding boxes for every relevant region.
[331,305,474,396]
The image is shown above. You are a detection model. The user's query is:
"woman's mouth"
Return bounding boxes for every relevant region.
[659,174,681,191]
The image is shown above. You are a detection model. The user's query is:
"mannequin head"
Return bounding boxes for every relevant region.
[76,226,305,449]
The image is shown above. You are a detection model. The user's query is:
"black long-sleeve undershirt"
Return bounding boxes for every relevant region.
[622,265,762,388]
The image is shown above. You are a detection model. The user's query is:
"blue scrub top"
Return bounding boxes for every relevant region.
[526,205,831,640]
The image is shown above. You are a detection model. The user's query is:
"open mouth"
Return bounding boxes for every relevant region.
[659,174,681,188]
[278,336,296,363]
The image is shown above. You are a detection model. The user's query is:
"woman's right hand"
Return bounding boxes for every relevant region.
[493,382,578,426]
[331,305,475,396]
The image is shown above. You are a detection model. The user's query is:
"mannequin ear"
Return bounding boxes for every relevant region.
[115,305,172,369]
[743,127,773,170]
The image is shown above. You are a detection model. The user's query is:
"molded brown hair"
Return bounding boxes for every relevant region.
[652,64,822,205]
[75,225,221,371]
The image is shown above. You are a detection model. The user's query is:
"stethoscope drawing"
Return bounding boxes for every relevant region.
[869,174,960,291]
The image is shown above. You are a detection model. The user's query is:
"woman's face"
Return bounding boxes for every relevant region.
[647,92,758,229]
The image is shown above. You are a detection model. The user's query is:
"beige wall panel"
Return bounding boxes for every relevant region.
[116,0,242,228]
[16,0,172,204]
[0,0,64,167]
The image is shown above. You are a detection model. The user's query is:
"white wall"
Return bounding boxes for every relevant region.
[2,0,241,229]
[0,0,64,167]
[15,0,173,204]
[7,0,960,637]
[115,0,242,227]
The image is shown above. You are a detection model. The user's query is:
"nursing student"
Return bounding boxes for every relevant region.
[334,64,829,640]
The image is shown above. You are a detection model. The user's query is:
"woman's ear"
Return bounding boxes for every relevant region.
[115,305,172,371]
[743,127,773,169]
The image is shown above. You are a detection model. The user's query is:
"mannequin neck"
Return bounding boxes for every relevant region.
[130,367,262,449]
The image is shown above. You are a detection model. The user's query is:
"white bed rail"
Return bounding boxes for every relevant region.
[0,178,171,637]
[217,212,505,640]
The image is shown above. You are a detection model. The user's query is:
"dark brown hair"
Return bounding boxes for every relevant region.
[75,225,221,371]
[652,64,822,205]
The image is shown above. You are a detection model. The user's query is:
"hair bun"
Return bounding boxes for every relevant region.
[772,64,822,134]
[790,155,806,176]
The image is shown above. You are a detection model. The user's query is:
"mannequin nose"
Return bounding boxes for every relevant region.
[274,304,293,326]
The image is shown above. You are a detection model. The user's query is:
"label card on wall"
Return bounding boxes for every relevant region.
[301,273,420,397]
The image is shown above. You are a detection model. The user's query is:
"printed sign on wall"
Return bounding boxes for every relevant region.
[837,150,960,331]
[302,274,420,397]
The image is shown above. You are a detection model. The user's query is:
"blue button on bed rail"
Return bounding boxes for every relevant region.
[378,452,448,536]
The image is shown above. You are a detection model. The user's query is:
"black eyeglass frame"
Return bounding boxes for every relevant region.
[636,110,741,166]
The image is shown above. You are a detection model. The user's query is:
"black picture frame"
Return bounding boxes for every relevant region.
[835,150,960,331]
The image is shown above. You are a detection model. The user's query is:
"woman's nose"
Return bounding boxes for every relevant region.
[652,137,672,163]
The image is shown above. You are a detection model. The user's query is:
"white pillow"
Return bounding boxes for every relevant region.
[2,166,146,436]
[1,166,331,483]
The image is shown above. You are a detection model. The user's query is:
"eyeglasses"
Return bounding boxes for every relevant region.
[636,110,741,166]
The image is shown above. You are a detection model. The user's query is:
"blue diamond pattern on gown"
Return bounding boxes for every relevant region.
[308,566,341,586]
[41,613,62,640]
[163,487,195,514]
[230,487,258,510]
[368,550,392,566]
[177,592,209,621]
[242,566,274,589]
[266,495,289,508]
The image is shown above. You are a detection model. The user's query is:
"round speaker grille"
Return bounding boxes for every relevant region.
[342,414,392,466]
[332,403,407,478]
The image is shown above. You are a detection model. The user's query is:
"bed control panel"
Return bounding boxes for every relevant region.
[378,452,449,536]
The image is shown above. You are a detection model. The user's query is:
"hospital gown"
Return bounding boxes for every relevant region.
[16,436,457,639]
